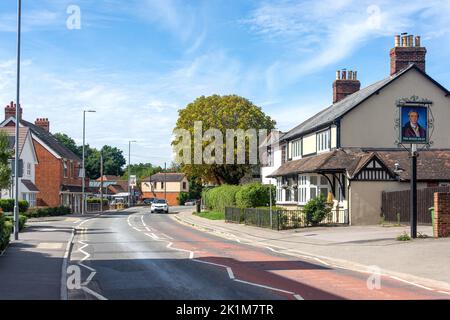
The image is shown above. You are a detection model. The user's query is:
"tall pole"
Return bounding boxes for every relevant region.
[82,111,86,215]
[100,152,103,213]
[164,162,167,201]
[269,182,273,229]
[128,141,131,207]
[410,144,418,238]
[13,0,22,240]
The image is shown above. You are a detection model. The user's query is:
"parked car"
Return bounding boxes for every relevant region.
[151,199,169,213]
[143,198,155,206]
[184,199,198,206]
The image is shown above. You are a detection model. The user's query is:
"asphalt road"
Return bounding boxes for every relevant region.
[67,207,449,300]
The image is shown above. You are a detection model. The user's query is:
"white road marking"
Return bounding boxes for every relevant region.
[438,290,450,295]
[140,215,147,227]
[158,232,174,240]
[61,227,75,300]
[294,294,304,300]
[81,286,108,300]
[389,276,434,291]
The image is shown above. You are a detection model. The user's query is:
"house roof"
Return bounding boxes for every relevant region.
[20,119,81,161]
[0,127,30,156]
[96,175,120,182]
[147,172,186,182]
[61,185,92,193]
[268,148,450,182]
[281,64,450,142]
[21,179,39,192]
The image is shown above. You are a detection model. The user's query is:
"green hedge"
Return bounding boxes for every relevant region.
[87,198,109,205]
[3,215,27,231]
[202,185,241,213]
[25,206,72,218]
[235,183,275,208]
[0,216,12,251]
[0,199,29,213]
[177,192,189,205]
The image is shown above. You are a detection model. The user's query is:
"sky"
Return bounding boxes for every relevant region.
[1,0,450,166]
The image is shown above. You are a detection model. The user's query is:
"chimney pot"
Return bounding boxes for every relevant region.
[333,69,361,103]
[415,36,421,47]
[390,33,426,75]
[342,70,347,80]
[336,70,340,80]
[35,118,50,132]
[394,35,400,47]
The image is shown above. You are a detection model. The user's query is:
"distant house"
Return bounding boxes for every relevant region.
[141,173,189,206]
[89,175,128,198]
[0,103,87,213]
[0,127,39,207]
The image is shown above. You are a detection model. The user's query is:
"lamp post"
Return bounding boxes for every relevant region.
[82,110,96,215]
[13,0,22,240]
[128,140,136,207]
[410,144,418,239]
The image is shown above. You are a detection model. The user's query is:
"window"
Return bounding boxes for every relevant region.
[26,163,31,176]
[317,130,330,153]
[63,161,68,178]
[182,181,187,190]
[291,139,302,158]
[160,182,164,189]
[298,174,330,204]
[266,146,273,167]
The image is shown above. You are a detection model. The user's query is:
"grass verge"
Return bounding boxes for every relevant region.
[194,211,224,220]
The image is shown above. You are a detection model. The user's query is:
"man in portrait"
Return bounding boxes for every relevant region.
[402,109,426,139]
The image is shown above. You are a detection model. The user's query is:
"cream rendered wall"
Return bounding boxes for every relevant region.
[141,177,189,193]
[349,181,428,225]
[340,68,450,148]
[302,133,316,155]
[330,125,337,149]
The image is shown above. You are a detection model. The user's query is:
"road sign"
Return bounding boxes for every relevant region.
[129,175,137,187]
[9,158,23,178]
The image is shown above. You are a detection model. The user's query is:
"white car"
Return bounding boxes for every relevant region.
[151,199,169,213]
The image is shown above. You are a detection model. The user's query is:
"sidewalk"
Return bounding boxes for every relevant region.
[0,216,78,299]
[173,211,450,291]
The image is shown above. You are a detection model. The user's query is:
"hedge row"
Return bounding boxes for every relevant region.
[0,199,29,213]
[202,183,276,213]
[0,216,11,251]
[87,198,109,205]
[25,206,72,218]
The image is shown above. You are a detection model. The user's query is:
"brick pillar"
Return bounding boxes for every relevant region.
[433,192,450,238]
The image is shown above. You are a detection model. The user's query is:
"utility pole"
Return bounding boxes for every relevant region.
[128,140,136,207]
[81,110,96,215]
[410,144,418,238]
[164,162,167,202]
[100,152,104,213]
[13,0,22,240]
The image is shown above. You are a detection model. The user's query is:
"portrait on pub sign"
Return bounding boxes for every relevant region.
[400,105,428,144]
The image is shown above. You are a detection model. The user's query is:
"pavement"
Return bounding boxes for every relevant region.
[173,209,450,292]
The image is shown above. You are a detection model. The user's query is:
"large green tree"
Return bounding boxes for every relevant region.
[172,94,276,185]
[0,131,13,188]
[54,133,82,158]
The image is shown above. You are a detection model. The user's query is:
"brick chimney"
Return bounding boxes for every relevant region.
[390,33,426,75]
[35,118,50,132]
[4,101,22,120]
[332,69,361,103]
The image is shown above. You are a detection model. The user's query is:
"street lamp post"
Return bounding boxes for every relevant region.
[82,110,96,215]
[13,0,22,240]
[128,140,136,207]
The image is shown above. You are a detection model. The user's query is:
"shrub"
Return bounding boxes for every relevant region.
[235,183,275,208]
[396,232,411,241]
[0,199,29,213]
[87,198,108,206]
[177,192,190,205]
[202,185,241,213]
[303,195,332,226]
[0,216,12,251]
[25,206,72,218]
[3,215,27,231]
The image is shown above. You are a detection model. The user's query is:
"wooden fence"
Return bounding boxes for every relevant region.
[382,186,450,224]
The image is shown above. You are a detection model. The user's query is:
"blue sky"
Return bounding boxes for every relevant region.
[1,0,450,166]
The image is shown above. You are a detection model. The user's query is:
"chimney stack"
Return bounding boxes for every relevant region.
[4,101,22,120]
[35,118,50,132]
[390,33,426,75]
[332,69,361,103]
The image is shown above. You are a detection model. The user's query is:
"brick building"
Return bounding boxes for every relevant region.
[0,102,86,213]
[141,173,189,206]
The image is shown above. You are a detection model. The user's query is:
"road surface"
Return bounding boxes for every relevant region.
[67,207,449,300]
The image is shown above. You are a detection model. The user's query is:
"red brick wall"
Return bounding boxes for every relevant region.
[34,141,62,207]
[333,80,361,103]
[142,192,180,206]
[390,47,426,75]
[433,192,450,238]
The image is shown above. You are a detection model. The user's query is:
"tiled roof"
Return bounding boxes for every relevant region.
[268,149,450,182]
[21,119,81,161]
[96,175,120,182]
[281,64,450,141]
[61,185,91,193]
[147,172,186,182]
[1,127,30,156]
[21,179,39,192]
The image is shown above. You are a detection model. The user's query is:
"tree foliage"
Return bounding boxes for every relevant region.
[53,133,82,158]
[173,95,276,185]
[0,131,13,189]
